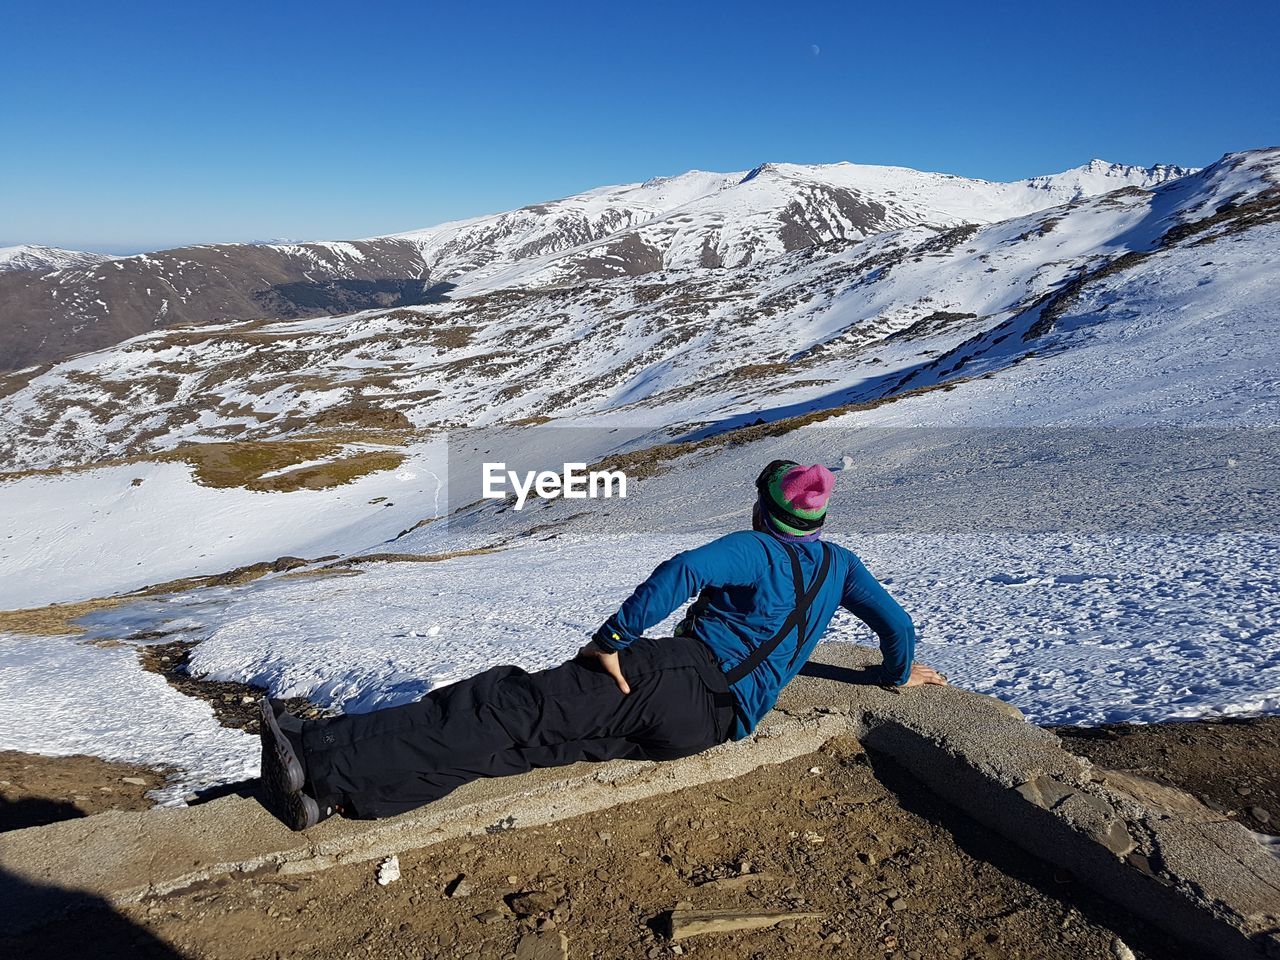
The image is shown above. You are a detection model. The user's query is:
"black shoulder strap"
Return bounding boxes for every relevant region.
[725,541,832,685]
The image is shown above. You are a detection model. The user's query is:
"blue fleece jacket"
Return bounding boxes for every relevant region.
[594,530,915,740]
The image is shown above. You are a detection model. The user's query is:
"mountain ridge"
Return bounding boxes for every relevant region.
[0,244,115,274]
[0,158,1191,371]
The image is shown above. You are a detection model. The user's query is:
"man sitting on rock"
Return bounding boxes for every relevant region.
[259,459,947,829]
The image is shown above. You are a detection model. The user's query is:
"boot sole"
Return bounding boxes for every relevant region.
[259,698,318,830]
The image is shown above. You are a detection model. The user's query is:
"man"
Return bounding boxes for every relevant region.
[259,460,947,830]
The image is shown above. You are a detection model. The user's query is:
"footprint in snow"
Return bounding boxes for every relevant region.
[986,573,1036,586]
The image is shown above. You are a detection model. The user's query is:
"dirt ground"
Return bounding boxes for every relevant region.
[1053,715,1280,836]
[0,750,166,831]
[4,717,1276,958]
[2,738,1192,960]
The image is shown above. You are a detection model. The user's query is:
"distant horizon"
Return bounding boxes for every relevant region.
[0,150,1220,256]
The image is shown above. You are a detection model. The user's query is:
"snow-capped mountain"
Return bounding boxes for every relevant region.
[385,159,1192,292]
[0,159,1189,371]
[0,243,114,273]
[1,149,1269,478]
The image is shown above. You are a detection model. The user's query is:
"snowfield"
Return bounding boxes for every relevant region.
[0,148,1277,803]
[8,518,1273,804]
[159,528,1280,729]
[0,443,445,609]
[0,629,253,805]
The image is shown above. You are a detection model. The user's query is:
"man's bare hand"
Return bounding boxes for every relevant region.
[901,663,948,688]
[576,641,631,695]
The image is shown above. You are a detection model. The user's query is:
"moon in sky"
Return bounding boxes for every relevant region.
[811,44,821,57]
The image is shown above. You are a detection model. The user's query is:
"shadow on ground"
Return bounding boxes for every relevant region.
[864,751,1195,959]
[0,796,86,833]
[2,797,185,955]
[0,864,183,959]
[798,660,883,685]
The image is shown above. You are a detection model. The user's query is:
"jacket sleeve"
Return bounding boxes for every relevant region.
[840,554,915,685]
[593,533,770,651]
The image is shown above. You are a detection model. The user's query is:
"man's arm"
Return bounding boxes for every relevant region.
[841,555,943,687]
[579,533,768,694]
[591,532,770,652]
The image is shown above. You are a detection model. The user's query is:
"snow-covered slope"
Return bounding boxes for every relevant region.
[9,418,1274,801]
[0,449,443,610]
[0,243,114,273]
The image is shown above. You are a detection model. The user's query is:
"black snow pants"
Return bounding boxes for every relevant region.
[297,635,737,819]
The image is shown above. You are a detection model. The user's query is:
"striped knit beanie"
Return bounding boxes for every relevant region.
[755,460,836,537]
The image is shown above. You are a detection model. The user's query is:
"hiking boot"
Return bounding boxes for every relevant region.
[259,697,318,830]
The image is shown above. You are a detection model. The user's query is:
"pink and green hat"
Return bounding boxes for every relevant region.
[755,460,836,536]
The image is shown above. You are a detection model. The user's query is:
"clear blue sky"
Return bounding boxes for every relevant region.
[2,0,1277,253]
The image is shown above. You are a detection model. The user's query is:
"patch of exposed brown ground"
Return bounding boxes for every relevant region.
[0,546,496,637]
[0,595,137,636]
[0,434,410,489]
[327,547,503,567]
[135,640,333,741]
[156,440,405,492]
